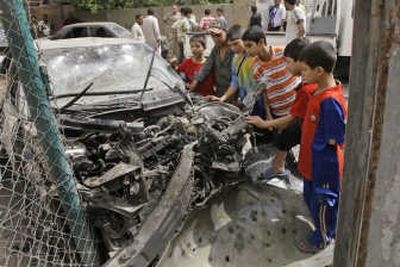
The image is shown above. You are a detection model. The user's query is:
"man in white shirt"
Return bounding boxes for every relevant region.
[268,0,286,31]
[131,14,144,41]
[284,0,306,44]
[142,8,162,52]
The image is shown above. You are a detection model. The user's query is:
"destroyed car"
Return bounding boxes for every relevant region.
[0,38,252,266]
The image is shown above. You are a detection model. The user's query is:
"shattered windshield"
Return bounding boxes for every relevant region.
[42,43,182,105]
[107,24,132,38]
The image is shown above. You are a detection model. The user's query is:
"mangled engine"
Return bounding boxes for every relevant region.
[190,101,249,205]
[62,100,249,255]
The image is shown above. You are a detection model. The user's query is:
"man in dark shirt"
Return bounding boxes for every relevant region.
[249,5,262,28]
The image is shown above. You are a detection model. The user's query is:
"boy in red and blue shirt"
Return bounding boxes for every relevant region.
[297,41,347,253]
[247,37,317,180]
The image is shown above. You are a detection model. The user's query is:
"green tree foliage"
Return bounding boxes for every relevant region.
[72,0,134,13]
[73,0,232,13]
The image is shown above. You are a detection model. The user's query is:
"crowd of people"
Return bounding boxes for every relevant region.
[132,6,230,62]
[132,0,306,61]
[172,18,346,254]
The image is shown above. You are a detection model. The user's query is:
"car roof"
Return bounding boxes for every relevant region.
[35,37,144,51]
[61,22,121,28]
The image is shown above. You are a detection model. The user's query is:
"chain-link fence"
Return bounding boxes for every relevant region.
[0,1,100,266]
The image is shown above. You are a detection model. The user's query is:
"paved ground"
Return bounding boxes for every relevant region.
[159,181,333,267]
[0,75,6,103]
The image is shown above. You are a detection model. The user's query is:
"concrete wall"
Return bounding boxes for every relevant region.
[29,4,74,31]
[30,1,252,34]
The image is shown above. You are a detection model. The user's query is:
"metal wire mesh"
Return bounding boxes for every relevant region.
[0,1,99,266]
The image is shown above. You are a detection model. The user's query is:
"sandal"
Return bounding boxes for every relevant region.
[260,167,289,181]
[295,239,324,254]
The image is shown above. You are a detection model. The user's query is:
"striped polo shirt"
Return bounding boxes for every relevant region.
[253,47,301,117]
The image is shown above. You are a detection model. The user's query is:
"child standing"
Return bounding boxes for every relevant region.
[296,41,347,253]
[247,37,317,179]
[176,36,214,96]
[242,26,301,159]
[209,25,265,118]
[242,26,301,121]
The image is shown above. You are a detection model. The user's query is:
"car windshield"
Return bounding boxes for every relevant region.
[107,24,132,38]
[41,42,182,106]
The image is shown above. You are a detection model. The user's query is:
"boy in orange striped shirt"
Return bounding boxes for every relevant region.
[244,26,301,180]
[243,26,301,119]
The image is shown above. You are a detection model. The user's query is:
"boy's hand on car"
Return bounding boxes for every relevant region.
[246,116,266,128]
[188,80,198,91]
[206,95,222,102]
[246,116,274,131]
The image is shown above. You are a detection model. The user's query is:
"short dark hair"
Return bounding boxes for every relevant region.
[186,7,193,14]
[204,8,211,15]
[216,7,224,13]
[135,14,142,21]
[190,36,206,48]
[284,0,296,5]
[299,41,337,73]
[284,37,310,61]
[147,8,155,15]
[227,24,242,41]
[242,26,266,44]
[251,5,257,13]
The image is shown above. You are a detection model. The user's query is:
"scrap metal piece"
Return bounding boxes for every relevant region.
[211,161,241,173]
[83,162,140,188]
[241,77,269,116]
[58,115,145,133]
[87,195,147,219]
[104,143,196,267]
